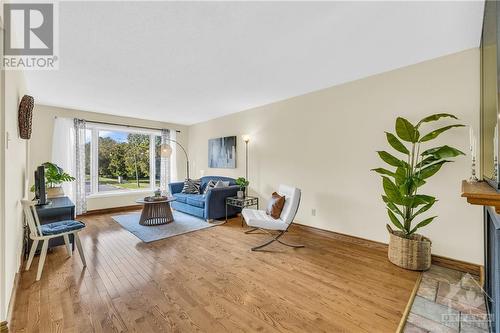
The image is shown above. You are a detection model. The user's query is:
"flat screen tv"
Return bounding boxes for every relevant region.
[34,165,47,205]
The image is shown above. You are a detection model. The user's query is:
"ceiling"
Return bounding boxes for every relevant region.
[24,1,485,125]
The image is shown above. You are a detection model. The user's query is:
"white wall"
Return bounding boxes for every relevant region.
[29,105,189,211]
[189,49,483,264]
[0,68,28,322]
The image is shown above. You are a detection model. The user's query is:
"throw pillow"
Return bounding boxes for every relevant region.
[182,178,201,194]
[214,180,227,188]
[203,180,217,194]
[266,192,285,219]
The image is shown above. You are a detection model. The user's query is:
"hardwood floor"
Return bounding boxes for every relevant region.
[9,211,419,332]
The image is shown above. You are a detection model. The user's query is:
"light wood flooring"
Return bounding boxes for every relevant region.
[9,210,419,332]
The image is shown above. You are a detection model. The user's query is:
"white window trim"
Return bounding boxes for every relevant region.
[85,123,167,198]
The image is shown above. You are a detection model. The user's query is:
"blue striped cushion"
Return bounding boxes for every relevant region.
[41,220,85,235]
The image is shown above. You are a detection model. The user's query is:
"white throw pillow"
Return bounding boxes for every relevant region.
[214,180,226,188]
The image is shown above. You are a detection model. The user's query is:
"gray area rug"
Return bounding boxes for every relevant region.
[112,211,214,243]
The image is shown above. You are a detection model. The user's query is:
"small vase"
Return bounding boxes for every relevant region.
[237,190,244,199]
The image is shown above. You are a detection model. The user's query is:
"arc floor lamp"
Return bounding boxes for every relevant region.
[161,138,190,180]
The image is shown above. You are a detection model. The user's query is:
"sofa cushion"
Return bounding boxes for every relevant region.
[172,192,190,203]
[186,194,206,208]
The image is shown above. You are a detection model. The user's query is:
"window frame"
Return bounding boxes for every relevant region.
[85,123,163,197]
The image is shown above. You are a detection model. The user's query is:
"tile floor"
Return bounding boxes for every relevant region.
[404,265,490,333]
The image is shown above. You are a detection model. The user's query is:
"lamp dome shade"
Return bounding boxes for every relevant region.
[161,143,172,157]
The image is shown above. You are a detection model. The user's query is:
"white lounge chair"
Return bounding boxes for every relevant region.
[22,200,87,281]
[242,184,304,251]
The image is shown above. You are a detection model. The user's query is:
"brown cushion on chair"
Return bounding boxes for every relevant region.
[266,192,285,219]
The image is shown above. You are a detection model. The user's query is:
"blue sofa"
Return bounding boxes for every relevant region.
[168,176,242,220]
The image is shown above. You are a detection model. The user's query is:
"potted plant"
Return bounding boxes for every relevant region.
[372,114,464,270]
[31,162,76,198]
[235,177,249,199]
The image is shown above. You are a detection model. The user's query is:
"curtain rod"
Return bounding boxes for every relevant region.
[55,116,181,133]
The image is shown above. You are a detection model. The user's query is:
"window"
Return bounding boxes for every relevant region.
[85,124,170,195]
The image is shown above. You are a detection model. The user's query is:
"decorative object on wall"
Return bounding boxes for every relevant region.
[208,136,236,168]
[372,113,464,270]
[18,94,34,139]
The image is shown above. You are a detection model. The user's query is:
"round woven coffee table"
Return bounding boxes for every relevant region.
[135,197,176,226]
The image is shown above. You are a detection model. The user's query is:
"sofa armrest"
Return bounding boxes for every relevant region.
[169,181,184,194]
[204,185,240,219]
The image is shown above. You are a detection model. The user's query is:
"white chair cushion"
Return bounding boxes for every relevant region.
[278,185,301,224]
[242,208,288,231]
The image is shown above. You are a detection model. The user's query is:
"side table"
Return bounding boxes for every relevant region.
[225,196,259,226]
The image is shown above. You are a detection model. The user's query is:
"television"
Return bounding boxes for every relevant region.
[34,165,47,205]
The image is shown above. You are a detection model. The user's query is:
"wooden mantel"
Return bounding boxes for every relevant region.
[461,180,500,213]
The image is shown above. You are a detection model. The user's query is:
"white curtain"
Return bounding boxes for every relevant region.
[74,119,87,214]
[52,117,76,201]
[52,117,87,214]
[160,129,170,193]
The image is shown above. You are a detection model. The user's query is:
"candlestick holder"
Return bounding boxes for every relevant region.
[468,155,479,183]
[495,156,499,182]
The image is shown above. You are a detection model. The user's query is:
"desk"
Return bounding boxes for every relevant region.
[25,196,76,257]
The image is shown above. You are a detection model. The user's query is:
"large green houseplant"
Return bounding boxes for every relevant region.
[372,113,464,270]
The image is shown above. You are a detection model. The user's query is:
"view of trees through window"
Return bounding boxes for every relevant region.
[85,127,163,194]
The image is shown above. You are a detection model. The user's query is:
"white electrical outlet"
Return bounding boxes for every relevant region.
[311,208,316,216]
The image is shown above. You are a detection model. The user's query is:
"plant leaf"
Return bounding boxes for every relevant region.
[416,113,458,127]
[416,156,439,168]
[409,216,436,234]
[382,176,404,205]
[387,209,405,231]
[371,168,395,177]
[394,167,407,186]
[386,132,409,154]
[421,145,465,159]
[419,124,465,142]
[377,151,406,167]
[386,202,404,217]
[404,194,435,208]
[410,201,435,221]
[418,160,451,179]
[395,117,419,143]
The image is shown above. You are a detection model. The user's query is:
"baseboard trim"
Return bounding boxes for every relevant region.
[77,204,142,217]
[293,223,482,276]
[431,255,482,277]
[5,272,20,329]
[2,269,21,333]
[396,272,423,333]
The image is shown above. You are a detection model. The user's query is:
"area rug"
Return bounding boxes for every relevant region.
[112,211,214,243]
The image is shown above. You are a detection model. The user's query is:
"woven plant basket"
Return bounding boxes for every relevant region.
[387,225,432,271]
